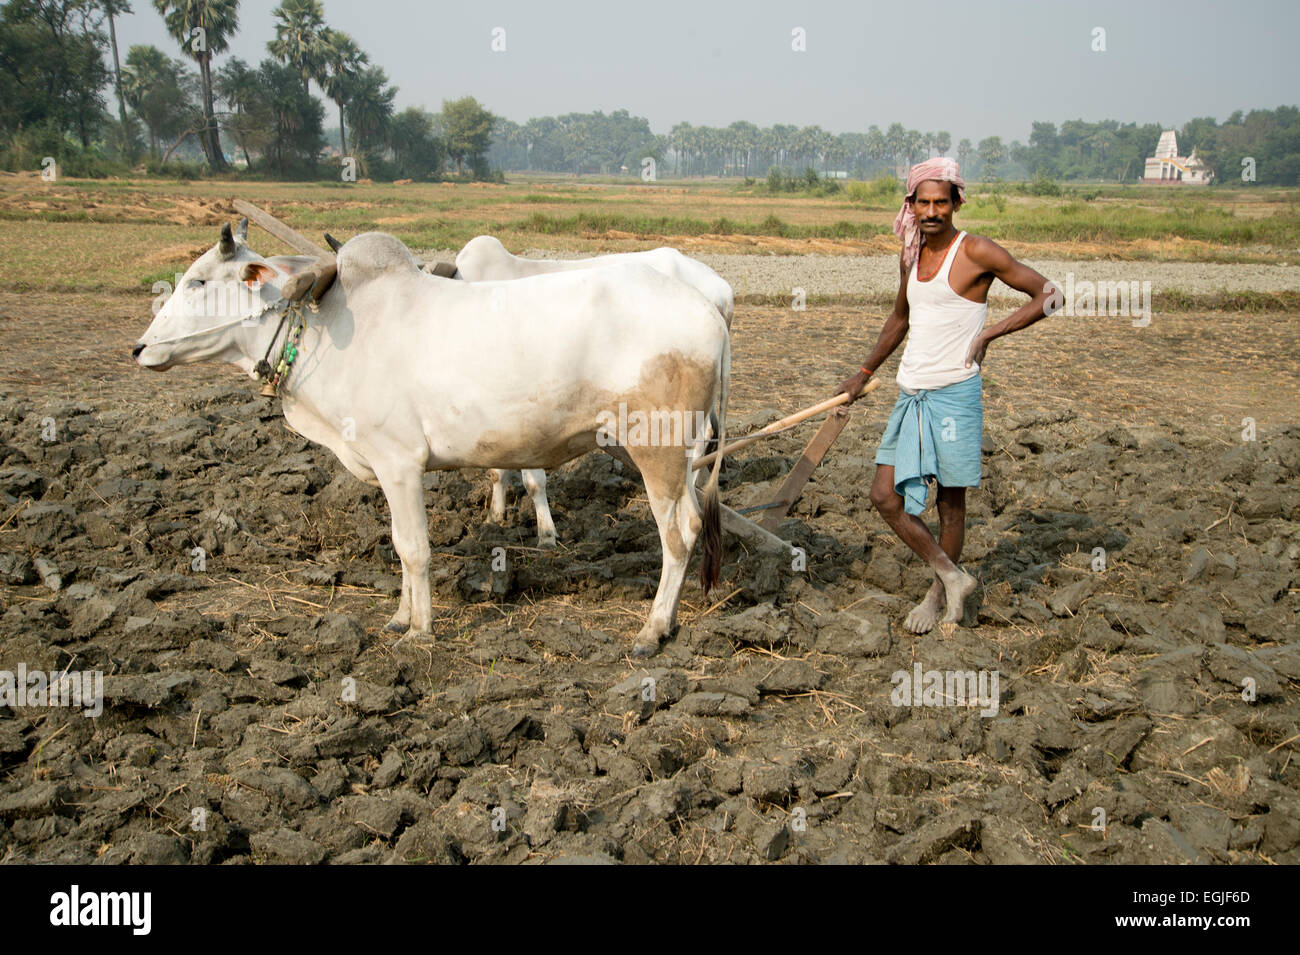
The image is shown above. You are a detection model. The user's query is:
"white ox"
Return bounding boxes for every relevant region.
[452,235,734,548]
[134,223,729,655]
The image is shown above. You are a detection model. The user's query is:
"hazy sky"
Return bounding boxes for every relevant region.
[114,0,1299,145]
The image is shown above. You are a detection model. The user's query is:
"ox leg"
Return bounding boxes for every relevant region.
[521,469,557,549]
[378,465,433,638]
[629,447,703,657]
[487,468,509,525]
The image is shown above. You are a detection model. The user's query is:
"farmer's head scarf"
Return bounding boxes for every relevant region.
[893,157,966,269]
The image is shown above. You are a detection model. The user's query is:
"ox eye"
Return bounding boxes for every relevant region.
[187,279,205,290]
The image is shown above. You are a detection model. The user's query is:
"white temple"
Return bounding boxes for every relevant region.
[1142,130,1213,185]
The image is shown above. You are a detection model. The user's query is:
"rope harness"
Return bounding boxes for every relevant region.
[144,285,316,398]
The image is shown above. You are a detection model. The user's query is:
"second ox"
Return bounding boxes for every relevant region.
[443,234,734,547]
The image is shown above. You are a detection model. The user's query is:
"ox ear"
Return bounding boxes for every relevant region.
[240,262,278,287]
[235,217,249,242]
[219,222,236,259]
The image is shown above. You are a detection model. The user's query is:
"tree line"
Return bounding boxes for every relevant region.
[0,0,496,179]
[1013,111,1300,186]
[490,114,1300,186]
[2,1,1296,185]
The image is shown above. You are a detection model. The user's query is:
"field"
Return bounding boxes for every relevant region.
[0,173,1296,865]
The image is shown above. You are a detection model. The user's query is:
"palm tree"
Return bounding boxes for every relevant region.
[1088,130,1116,171]
[978,136,1006,177]
[343,65,395,173]
[268,0,327,98]
[792,126,816,173]
[705,127,723,177]
[934,130,952,157]
[815,127,834,172]
[215,56,263,167]
[885,123,906,175]
[122,44,179,159]
[153,0,239,170]
[903,129,925,167]
[684,124,701,176]
[669,122,690,176]
[957,138,972,170]
[729,121,758,177]
[316,28,365,155]
[523,116,553,171]
[770,124,794,170]
[757,126,776,175]
[96,0,133,152]
[719,125,737,176]
[865,125,886,173]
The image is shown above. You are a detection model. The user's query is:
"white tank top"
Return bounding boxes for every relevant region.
[896,231,987,391]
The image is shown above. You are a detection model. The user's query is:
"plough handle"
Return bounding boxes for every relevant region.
[692,376,884,471]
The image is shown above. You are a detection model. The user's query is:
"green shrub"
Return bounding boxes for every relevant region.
[1026,172,1062,196]
[846,175,902,203]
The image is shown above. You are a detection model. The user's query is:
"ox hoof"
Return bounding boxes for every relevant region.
[632,628,665,658]
[537,536,557,550]
[392,629,433,650]
[384,619,409,633]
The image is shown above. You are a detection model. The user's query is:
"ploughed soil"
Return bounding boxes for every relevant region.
[0,290,1296,864]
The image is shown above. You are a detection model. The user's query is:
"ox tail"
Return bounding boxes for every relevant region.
[699,333,729,595]
[702,410,720,459]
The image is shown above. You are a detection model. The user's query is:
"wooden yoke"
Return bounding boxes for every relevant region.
[233,199,338,303]
[280,260,338,303]
[232,199,332,258]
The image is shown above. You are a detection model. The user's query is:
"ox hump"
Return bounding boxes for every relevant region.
[337,232,423,292]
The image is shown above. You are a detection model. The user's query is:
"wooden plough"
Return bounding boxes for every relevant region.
[229,199,885,558]
[698,383,880,557]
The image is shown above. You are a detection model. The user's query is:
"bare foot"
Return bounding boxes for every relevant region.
[939,567,978,626]
[903,577,945,634]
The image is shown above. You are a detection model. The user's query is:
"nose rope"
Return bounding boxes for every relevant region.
[144,298,285,347]
[141,289,310,398]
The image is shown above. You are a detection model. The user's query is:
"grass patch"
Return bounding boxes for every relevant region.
[520,193,586,204]
[844,176,903,206]
[970,201,1300,246]
[1156,289,1300,312]
[511,210,887,240]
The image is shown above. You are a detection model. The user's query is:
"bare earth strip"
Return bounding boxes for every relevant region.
[495,251,1300,299]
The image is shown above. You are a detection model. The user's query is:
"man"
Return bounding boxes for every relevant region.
[837,157,1058,634]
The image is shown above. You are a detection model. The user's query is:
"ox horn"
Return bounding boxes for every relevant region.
[429,262,458,279]
[218,222,236,259]
[324,232,343,253]
[235,217,249,242]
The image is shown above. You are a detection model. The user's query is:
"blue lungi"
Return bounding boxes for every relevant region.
[874,372,983,515]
